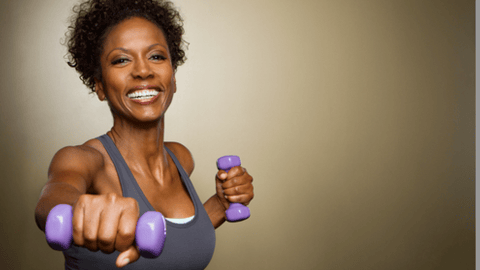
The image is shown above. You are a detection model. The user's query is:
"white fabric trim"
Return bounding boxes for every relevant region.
[165,215,195,224]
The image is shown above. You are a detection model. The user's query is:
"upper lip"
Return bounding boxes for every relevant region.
[127,85,162,94]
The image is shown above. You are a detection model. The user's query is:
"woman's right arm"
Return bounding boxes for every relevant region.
[34,145,99,232]
[35,144,142,268]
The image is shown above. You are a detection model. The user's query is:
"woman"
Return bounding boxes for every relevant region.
[34,0,254,269]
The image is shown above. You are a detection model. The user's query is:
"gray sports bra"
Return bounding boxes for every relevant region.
[63,134,216,269]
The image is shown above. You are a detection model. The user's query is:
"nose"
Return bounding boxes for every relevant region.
[131,57,153,79]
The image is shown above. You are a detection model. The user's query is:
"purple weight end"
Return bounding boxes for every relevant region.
[136,211,166,258]
[45,204,73,251]
[217,155,241,171]
[217,155,250,222]
[226,203,250,222]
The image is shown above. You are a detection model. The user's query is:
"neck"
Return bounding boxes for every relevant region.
[107,116,170,182]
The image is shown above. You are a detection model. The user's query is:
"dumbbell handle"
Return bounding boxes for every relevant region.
[45,204,166,258]
[217,155,250,222]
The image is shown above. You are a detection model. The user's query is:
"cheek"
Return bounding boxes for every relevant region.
[104,71,127,95]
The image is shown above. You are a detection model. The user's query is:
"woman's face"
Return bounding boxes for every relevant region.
[95,16,176,123]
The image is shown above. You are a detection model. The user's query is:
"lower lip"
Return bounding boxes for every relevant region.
[129,93,161,105]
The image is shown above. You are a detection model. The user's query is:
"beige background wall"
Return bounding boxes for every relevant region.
[0,0,474,269]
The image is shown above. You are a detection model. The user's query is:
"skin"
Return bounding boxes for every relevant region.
[35,17,254,268]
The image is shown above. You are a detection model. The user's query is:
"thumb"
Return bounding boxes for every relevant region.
[216,170,228,181]
[116,245,140,268]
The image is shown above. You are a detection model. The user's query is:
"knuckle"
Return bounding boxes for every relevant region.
[72,231,83,245]
[100,247,115,254]
[85,243,98,252]
[126,198,140,213]
[117,227,135,240]
[106,192,117,201]
[221,182,228,189]
[97,236,114,250]
[76,194,89,206]
[83,232,96,243]
[72,223,82,235]
[105,193,121,206]
[126,197,137,207]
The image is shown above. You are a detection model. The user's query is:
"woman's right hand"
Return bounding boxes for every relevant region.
[72,193,141,268]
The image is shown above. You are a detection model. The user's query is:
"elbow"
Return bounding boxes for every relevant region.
[34,200,47,232]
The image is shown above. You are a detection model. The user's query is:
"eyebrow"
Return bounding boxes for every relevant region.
[105,43,168,59]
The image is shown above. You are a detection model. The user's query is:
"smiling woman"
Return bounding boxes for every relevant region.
[64,0,186,93]
[33,0,254,269]
[94,17,176,124]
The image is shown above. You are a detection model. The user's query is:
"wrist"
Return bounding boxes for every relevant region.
[214,193,229,212]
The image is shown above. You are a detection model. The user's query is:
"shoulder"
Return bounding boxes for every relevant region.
[48,139,106,185]
[165,141,195,176]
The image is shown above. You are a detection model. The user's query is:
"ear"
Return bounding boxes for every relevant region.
[173,75,177,93]
[94,77,106,101]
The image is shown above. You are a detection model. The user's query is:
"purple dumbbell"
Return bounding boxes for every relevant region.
[45,204,166,258]
[217,155,251,222]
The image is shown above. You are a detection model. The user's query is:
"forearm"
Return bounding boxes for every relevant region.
[203,194,227,229]
[35,182,83,232]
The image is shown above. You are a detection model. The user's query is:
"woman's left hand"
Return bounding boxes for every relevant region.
[215,166,254,211]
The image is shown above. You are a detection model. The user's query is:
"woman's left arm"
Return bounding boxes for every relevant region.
[205,167,254,229]
[166,142,254,229]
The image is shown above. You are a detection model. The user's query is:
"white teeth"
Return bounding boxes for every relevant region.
[127,90,160,100]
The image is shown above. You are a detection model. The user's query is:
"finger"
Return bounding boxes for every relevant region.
[216,170,228,181]
[216,179,226,196]
[222,173,253,189]
[72,203,85,247]
[115,206,138,252]
[116,245,140,268]
[224,183,254,204]
[215,180,231,210]
[97,209,120,254]
[226,166,245,178]
[225,194,254,205]
[223,184,251,196]
[83,206,101,251]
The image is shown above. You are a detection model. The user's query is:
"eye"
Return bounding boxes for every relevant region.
[150,54,167,61]
[111,57,129,65]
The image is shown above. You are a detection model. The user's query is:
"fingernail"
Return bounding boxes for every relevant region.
[121,258,130,267]
[221,173,227,178]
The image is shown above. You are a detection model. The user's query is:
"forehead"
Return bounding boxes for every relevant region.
[102,17,168,51]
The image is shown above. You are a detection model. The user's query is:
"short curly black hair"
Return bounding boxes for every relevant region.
[65,0,187,93]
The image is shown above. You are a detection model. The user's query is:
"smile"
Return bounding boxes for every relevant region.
[127,89,160,100]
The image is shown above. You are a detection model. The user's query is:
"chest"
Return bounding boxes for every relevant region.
[92,158,195,219]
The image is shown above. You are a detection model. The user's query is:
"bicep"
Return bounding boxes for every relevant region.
[36,146,103,231]
[45,145,103,196]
